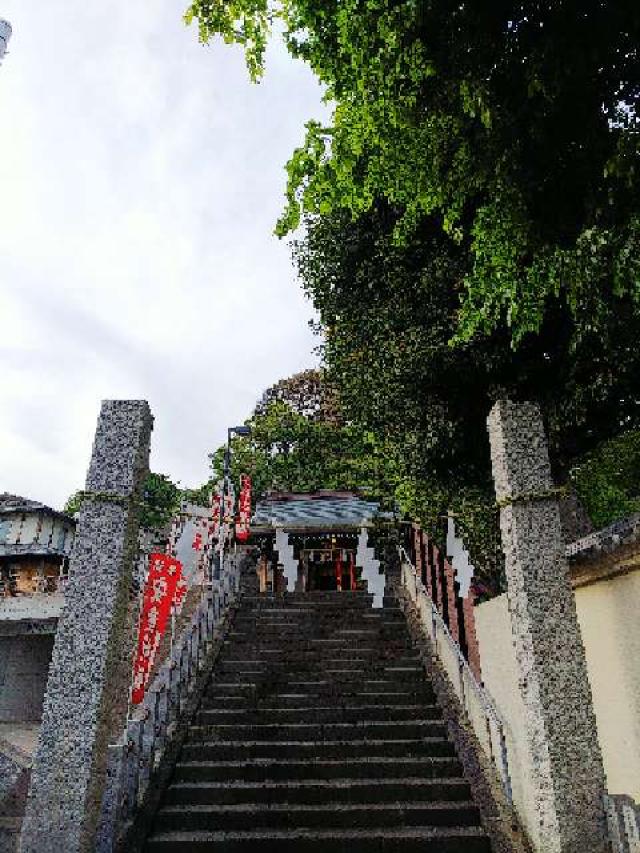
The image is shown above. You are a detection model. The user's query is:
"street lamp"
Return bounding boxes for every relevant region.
[224,425,252,479]
[218,425,252,595]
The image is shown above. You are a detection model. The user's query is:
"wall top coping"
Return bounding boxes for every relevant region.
[566,513,640,560]
[566,513,640,586]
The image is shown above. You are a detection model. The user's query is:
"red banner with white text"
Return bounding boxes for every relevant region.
[131,553,183,705]
[236,474,252,542]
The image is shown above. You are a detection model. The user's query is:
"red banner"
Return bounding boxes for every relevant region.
[131,553,183,705]
[236,474,252,542]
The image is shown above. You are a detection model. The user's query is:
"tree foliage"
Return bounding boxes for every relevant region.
[209,399,398,506]
[185,2,640,587]
[570,428,640,529]
[62,491,83,516]
[296,203,640,478]
[293,202,640,589]
[186,0,640,346]
[140,473,182,530]
[63,472,183,530]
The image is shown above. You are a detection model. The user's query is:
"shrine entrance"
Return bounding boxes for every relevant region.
[298,535,361,592]
[251,490,384,602]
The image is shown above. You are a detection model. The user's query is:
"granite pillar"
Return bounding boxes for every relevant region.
[20,400,153,853]
[487,400,608,853]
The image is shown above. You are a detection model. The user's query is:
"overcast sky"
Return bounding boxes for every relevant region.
[0,2,327,510]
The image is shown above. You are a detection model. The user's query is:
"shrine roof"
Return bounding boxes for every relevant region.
[253,491,382,530]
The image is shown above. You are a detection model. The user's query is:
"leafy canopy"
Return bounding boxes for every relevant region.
[296,202,640,478]
[293,200,640,589]
[209,399,399,505]
[64,473,192,530]
[186,0,640,345]
[571,429,640,529]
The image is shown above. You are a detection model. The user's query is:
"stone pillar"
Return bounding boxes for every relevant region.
[20,401,153,853]
[487,400,609,853]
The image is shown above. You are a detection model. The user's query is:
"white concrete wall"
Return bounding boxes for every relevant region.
[575,571,640,800]
[475,568,640,846]
[0,596,64,622]
[473,595,542,848]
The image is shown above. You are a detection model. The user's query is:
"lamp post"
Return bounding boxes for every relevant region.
[224,425,252,481]
[218,425,251,594]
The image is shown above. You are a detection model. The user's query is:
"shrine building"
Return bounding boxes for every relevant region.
[251,490,387,605]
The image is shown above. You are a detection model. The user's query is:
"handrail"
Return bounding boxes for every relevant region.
[95,554,242,852]
[398,545,513,806]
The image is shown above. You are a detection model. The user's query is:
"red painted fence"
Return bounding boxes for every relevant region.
[410,524,481,681]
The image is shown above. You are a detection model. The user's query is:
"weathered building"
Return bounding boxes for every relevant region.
[0,495,75,723]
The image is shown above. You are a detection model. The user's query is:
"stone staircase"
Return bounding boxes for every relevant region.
[143,589,492,852]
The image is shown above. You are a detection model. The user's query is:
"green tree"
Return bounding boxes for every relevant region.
[571,429,640,529]
[297,204,640,475]
[185,0,640,347]
[140,473,182,529]
[293,202,640,589]
[188,3,640,590]
[63,491,83,516]
[64,473,183,529]
[209,399,399,508]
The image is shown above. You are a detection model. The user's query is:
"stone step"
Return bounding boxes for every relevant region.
[230,622,406,634]
[203,691,437,709]
[153,800,480,832]
[173,755,463,783]
[233,612,405,625]
[142,575,490,853]
[195,704,442,725]
[239,595,376,608]
[206,678,433,696]
[228,629,404,640]
[216,650,424,672]
[235,606,402,616]
[221,641,414,654]
[163,777,472,807]
[144,826,491,853]
[212,665,426,682]
[179,738,457,763]
[186,719,446,743]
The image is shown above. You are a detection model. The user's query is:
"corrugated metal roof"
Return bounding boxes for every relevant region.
[0,494,74,523]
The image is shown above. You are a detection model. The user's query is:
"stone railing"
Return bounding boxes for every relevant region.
[399,547,513,805]
[95,555,242,852]
[606,794,640,853]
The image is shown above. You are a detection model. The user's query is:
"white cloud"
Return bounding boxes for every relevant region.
[0,0,329,508]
